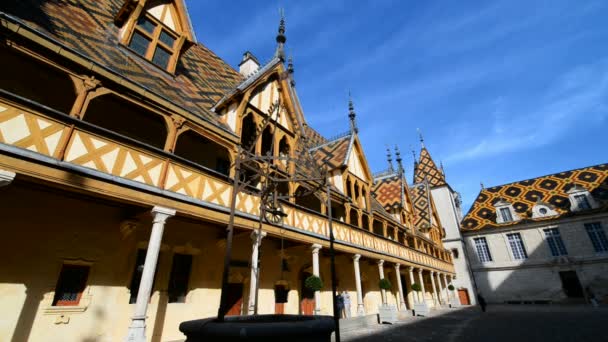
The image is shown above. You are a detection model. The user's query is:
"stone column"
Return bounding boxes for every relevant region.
[353,254,365,316]
[394,264,406,311]
[408,266,417,303]
[417,269,426,305]
[440,273,449,304]
[378,260,386,304]
[311,244,322,315]
[430,271,439,306]
[125,206,176,342]
[247,230,267,315]
[0,169,16,187]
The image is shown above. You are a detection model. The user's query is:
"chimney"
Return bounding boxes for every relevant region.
[239,51,260,77]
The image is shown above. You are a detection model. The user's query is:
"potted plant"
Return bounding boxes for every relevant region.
[411,283,422,292]
[379,278,392,290]
[448,285,455,291]
[305,275,324,292]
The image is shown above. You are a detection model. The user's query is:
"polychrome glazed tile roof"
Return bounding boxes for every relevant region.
[461,163,608,231]
[310,134,352,170]
[414,148,446,187]
[411,182,434,230]
[373,174,403,210]
[1,0,243,129]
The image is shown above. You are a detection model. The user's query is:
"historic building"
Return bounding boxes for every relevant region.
[0,1,456,341]
[461,164,608,304]
[412,139,478,305]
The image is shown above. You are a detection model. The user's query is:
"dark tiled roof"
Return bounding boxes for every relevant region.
[414,147,446,187]
[304,125,328,148]
[373,174,403,210]
[310,134,351,170]
[461,163,608,231]
[411,182,433,230]
[2,0,243,128]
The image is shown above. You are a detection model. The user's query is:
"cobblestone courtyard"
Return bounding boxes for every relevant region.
[341,305,608,342]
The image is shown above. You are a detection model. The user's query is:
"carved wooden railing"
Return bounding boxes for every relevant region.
[0,95,454,273]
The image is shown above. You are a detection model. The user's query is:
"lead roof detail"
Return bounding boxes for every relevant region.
[461,164,608,231]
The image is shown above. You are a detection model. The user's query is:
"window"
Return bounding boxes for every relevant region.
[451,248,459,259]
[507,233,528,260]
[128,15,179,70]
[544,228,568,256]
[585,222,608,253]
[52,264,90,306]
[129,249,158,304]
[574,194,591,210]
[168,254,193,303]
[474,237,492,263]
[500,207,513,222]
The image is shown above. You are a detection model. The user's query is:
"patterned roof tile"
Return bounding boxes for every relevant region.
[414,148,446,187]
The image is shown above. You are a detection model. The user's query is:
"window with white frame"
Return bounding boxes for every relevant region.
[544,228,568,256]
[574,194,591,210]
[500,207,513,222]
[585,222,608,253]
[507,233,528,260]
[474,237,492,263]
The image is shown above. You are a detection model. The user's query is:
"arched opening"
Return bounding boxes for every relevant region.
[346,178,353,199]
[294,186,321,213]
[271,172,290,198]
[240,113,256,151]
[84,94,167,149]
[373,220,384,236]
[261,126,273,156]
[407,236,415,248]
[349,208,358,226]
[331,202,345,221]
[0,46,76,113]
[354,184,361,207]
[361,188,367,209]
[278,136,290,168]
[387,226,395,240]
[362,215,370,230]
[174,130,231,175]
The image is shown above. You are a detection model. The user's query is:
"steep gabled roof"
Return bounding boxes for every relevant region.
[310,134,352,170]
[461,163,608,231]
[373,173,403,210]
[414,147,446,187]
[2,0,242,129]
[410,181,442,231]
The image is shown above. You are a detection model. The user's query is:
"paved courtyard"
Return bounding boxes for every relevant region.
[341,305,608,342]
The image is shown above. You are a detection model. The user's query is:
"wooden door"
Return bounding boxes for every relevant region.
[300,272,315,315]
[275,303,285,314]
[458,289,470,305]
[559,271,584,298]
[226,283,243,316]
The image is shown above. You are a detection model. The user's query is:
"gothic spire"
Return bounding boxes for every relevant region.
[386,147,394,172]
[275,9,286,61]
[348,92,358,134]
[395,145,404,174]
[417,128,425,148]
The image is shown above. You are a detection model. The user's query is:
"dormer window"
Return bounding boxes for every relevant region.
[499,207,513,222]
[567,184,597,212]
[128,15,179,70]
[494,198,520,224]
[532,203,558,218]
[119,1,193,73]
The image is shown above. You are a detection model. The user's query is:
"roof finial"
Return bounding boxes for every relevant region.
[411,146,418,167]
[480,182,485,189]
[440,160,445,175]
[395,145,404,174]
[287,54,295,86]
[417,128,425,148]
[275,8,286,61]
[348,91,358,134]
[386,146,394,172]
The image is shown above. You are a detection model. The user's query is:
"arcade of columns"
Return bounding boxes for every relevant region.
[123,205,456,335]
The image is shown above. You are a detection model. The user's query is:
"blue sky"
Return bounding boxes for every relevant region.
[187,0,608,212]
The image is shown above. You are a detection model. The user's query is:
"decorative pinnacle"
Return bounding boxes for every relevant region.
[480,182,485,189]
[348,91,358,134]
[275,8,286,60]
[417,128,425,148]
[386,147,394,172]
[395,145,403,173]
[440,160,445,175]
[287,55,295,86]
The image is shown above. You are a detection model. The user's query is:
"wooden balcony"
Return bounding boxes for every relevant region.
[0,94,454,273]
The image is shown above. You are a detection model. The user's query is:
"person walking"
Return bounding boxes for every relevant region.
[477,293,487,312]
[336,292,345,318]
[342,291,351,318]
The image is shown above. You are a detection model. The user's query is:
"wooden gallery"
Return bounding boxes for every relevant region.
[0,1,458,341]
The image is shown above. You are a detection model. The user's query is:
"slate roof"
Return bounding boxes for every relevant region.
[1,0,243,129]
[414,147,446,187]
[461,163,608,231]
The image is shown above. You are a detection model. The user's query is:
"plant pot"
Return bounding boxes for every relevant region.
[179,314,335,342]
